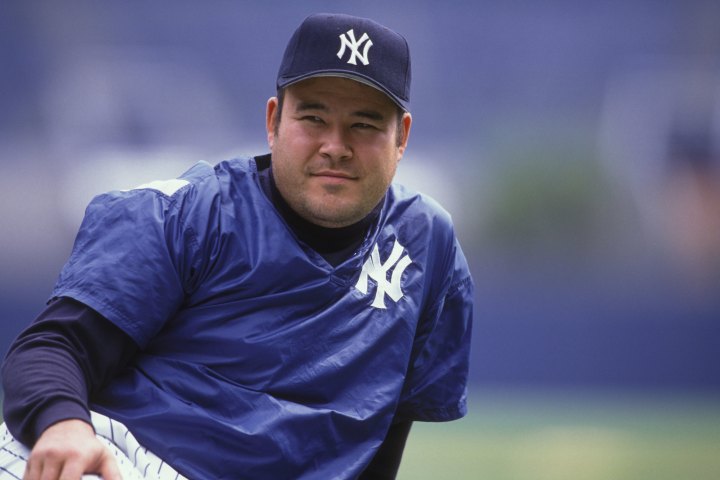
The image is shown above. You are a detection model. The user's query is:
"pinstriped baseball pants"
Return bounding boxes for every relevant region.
[0,412,186,480]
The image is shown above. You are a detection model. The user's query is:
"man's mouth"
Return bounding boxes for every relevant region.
[312,170,357,181]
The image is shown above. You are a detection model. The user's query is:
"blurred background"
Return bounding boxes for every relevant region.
[1,1,719,478]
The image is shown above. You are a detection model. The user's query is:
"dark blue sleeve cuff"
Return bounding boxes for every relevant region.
[32,399,93,444]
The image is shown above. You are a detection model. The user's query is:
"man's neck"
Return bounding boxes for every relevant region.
[255,154,382,266]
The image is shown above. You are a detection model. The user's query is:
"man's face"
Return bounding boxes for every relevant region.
[266,76,412,228]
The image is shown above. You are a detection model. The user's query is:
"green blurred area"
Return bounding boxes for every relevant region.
[398,388,720,480]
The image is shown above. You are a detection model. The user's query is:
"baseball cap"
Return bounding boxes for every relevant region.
[277,13,412,111]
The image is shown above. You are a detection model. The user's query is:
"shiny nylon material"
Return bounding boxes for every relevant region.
[52,157,473,479]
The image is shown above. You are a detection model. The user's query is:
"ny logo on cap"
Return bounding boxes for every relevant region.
[337,29,373,66]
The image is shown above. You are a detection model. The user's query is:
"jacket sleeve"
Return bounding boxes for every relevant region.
[396,235,474,422]
[1,297,138,446]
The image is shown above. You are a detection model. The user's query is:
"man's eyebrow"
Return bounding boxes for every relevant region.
[352,110,385,121]
[295,101,328,112]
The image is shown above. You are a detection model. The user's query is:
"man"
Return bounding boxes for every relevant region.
[1,13,473,479]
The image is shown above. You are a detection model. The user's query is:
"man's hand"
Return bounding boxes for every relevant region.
[24,419,122,480]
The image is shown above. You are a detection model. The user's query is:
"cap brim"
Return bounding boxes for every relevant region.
[278,71,410,111]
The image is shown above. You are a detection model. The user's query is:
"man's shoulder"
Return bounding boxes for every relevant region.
[86,156,261,226]
[180,156,257,192]
[169,156,266,223]
[386,182,454,230]
[139,156,261,210]
[385,183,458,262]
[384,182,468,278]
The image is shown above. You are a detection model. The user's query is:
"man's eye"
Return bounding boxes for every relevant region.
[301,116,324,123]
[353,123,377,130]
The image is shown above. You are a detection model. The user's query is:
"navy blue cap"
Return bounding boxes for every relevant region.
[277,13,412,111]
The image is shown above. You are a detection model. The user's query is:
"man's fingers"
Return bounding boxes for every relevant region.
[97,449,123,480]
[22,458,35,480]
[25,452,122,480]
[24,441,122,480]
[26,459,61,480]
[57,445,123,480]
[57,460,85,480]
[25,419,123,480]
[22,457,40,480]
[24,457,60,480]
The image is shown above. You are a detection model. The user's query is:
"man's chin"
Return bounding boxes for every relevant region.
[304,204,364,229]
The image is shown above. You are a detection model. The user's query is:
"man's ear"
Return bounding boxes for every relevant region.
[398,112,412,157]
[266,97,279,148]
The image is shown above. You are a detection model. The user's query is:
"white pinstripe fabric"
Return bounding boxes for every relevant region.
[0,412,186,480]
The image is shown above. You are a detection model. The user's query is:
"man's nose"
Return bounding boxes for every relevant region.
[319,126,352,161]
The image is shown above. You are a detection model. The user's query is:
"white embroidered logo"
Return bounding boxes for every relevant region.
[337,28,373,66]
[355,239,412,309]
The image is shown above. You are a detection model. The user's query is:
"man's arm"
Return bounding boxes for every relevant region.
[1,297,138,479]
[358,419,413,479]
